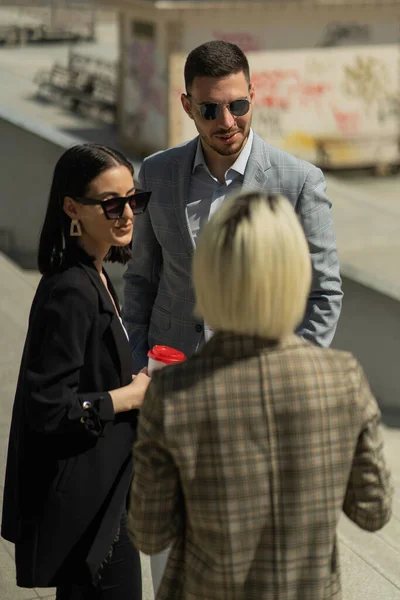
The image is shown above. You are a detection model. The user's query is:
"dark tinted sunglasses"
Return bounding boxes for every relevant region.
[73,190,151,220]
[188,95,251,121]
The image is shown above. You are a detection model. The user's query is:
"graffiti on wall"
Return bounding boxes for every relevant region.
[246,45,399,167]
[331,106,361,135]
[252,67,333,138]
[253,68,332,111]
[130,39,164,113]
[342,55,397,121]
[253,110,284,137]
[124,20,166,150]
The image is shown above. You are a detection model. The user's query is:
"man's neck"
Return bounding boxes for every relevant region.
[202,144,240,184]
[201,132,251,184]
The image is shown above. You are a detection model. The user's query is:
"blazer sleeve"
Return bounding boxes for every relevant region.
[123,160,163,373]
[343,364,393,531]
[24,283,115,437]
[128,377,183,554]
[296,166,343,347]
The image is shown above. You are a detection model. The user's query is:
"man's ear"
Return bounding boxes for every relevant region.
[181,93,194,120]
[249,83,255,104]
[63,196,80,220]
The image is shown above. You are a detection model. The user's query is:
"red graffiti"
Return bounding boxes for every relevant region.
[332,107,361,135]
[253,69,331,110]
[252,70,300,89]
[261,96,290,110]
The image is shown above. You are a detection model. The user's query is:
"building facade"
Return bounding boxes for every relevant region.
[116,0,400,168]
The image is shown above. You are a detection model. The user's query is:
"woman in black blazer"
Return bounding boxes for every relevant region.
[1,144,151,599]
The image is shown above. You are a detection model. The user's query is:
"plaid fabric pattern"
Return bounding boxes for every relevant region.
[128,334,392,600]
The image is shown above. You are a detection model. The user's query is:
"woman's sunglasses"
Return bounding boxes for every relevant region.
[73,190,151,220]
[187,94,251,121]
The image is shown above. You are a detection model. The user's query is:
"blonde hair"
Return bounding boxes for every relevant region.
[192,192,312,340]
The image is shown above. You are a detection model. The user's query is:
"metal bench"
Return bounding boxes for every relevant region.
[34,61,117,123]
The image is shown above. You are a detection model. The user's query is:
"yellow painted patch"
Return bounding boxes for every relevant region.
[284,131,358,165]
[284,131,316,151]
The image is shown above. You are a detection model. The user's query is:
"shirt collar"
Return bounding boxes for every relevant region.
[192,128,254,177]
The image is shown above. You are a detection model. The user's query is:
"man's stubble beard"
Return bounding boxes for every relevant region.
[200,117,252,157]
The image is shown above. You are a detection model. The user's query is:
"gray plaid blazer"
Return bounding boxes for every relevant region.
[123,133,342,372]
[128,333,392,600]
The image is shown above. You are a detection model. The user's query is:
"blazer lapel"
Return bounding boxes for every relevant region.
[103,269,132,382]
[107,312,132,384]
[242,132,272,193]
[80,263,131,383]
[174,137,198,256]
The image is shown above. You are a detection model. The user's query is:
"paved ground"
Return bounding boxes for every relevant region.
[0,16,120,148]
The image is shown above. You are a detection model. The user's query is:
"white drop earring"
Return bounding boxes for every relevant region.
[70,219,82,237]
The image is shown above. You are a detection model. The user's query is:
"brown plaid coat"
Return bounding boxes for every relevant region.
[128,333,392,600]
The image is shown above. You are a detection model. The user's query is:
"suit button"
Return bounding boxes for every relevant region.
[195,324,203,332]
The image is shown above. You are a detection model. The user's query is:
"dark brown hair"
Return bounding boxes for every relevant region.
[38,143,134,274]
[222,193,279,248]
[184,40,250,92]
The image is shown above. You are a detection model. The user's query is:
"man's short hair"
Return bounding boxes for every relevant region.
[193,192,312,340]
[184,40,250,92]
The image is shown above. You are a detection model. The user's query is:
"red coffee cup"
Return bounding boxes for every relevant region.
[147,345,186,375]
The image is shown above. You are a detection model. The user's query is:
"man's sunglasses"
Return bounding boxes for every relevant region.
[187,94,251,121]
[73,190,151,220]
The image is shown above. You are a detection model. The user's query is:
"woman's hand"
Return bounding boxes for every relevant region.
[109,372,151,413]
[132,367,149,379]
[129,372,151,408]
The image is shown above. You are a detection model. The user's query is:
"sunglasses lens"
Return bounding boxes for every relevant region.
[103,199,123,219]
[101,192,151,218]
[230,99,250,116]
[129,191,151,215]
[200,103,219,121]
[199,100,250,120]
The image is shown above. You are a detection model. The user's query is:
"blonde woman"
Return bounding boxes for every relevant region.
[128,191,392,600]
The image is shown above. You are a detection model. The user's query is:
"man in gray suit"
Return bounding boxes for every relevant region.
[123,40,343,373]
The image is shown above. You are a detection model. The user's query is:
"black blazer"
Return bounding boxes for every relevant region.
[1,248,137,588]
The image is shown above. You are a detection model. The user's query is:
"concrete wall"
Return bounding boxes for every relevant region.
[179,5,400,50]
[333,276,400,425]
[0,106,135,286]
[118,5,170,155]
[0,107,86,268]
